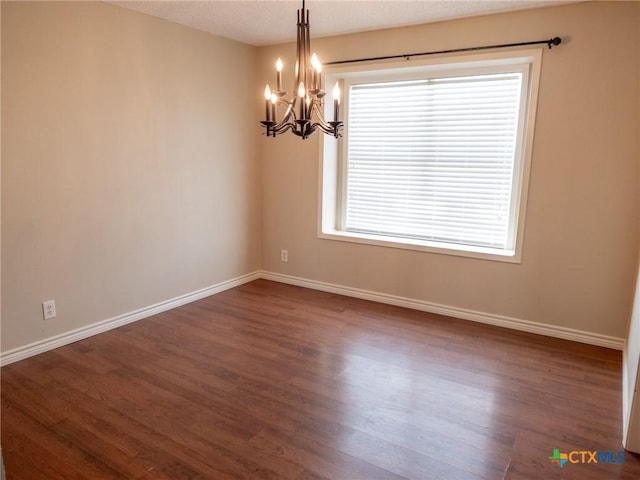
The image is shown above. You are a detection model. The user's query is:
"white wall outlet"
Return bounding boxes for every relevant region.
[42,300,57,320]
[280,249,289,262]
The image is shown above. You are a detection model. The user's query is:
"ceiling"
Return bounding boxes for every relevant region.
[109,0,578,47]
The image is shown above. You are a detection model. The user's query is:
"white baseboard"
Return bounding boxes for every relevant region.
[0,271,261,366]
[1,268,624,366]
[260,271,625,351]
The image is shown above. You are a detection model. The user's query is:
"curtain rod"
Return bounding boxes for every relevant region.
[326,37,562,66]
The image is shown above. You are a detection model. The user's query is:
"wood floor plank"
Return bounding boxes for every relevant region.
[3,279,640,479]
[1,402,125,479]
[249,427,409,480]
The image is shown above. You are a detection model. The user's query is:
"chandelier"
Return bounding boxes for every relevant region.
[261,0,343,140]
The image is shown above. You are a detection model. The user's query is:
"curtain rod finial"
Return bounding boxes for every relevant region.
[548,37,562,49]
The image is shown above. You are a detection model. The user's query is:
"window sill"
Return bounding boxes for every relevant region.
[318,228,521,263]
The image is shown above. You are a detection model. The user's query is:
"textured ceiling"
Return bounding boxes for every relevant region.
[109,0,578,47]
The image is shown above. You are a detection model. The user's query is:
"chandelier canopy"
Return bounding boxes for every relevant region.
[261,0,343,140]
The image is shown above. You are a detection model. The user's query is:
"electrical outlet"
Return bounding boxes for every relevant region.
[42,300,56,320]
[280,249,289,262]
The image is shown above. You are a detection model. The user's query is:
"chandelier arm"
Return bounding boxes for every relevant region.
[309,102,332,127]
[269,122,295,137]
[275,102,296,126]
[308,102,325,124]
[313,121,343,138]
[275,123,295,134]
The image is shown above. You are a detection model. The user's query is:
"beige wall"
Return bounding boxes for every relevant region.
[259,1,640,339]
[1,1,260,352]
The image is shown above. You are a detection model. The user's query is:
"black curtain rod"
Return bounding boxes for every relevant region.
[326,37,562,66]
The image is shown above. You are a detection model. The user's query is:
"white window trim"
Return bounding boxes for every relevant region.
[319,48,543,263]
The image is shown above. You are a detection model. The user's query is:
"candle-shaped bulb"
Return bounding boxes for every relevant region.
[264,84,272,100]
[332,82,341,102]
[332,82,341,123]
[311,53,321,72]
[298,82,306,98]
[311,53,322,90]
[275,58,283,91]
[271,93,278,105]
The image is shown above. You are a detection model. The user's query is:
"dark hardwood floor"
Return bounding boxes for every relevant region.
[2,279,639,479]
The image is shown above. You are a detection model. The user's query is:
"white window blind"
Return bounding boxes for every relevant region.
[344,72,524,250]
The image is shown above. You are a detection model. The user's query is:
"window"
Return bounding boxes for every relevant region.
[320,50,542,262]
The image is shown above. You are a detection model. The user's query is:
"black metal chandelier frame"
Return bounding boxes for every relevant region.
[261,0,342,140]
